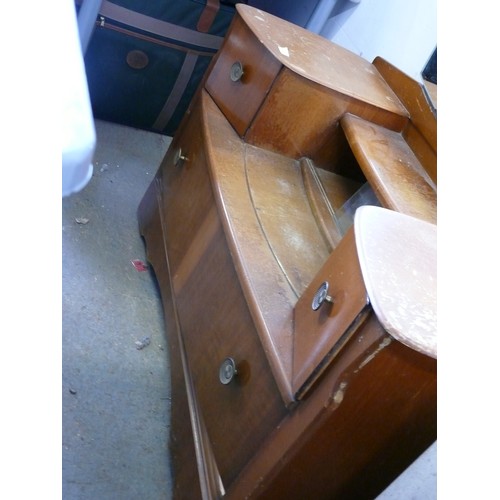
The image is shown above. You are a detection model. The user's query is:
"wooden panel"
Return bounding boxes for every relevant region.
[424,80,437,109]
[200,91,297,403]
[174,200,287,489]
[254,328,437,499]
[373,56,437,154]
[404,122,437,185]
[372,57,437,185]
[237,5,408,119]
[292,227,370,398]
[138,179,204,499]
[341,113,437,224]
[226,315,436,500]
[199,91,366,404]
[159,92,287,488]
[205,13,282,136]
[159,97,213,276]
[300,158,364,250]
[246,69,408,163]
[314,164,364,211]
[245,149,333,298]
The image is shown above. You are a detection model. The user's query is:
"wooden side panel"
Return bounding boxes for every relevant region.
[373,56,437,165]
[138,179,203,500]
[226,315,437,500]
[373,57,436,151]
[257,330,437,500]
[246,69,408,166]
[404,122,437,185]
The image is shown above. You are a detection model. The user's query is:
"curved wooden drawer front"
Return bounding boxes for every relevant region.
[161,96,286,489]
[293,228,370,399]
[173,202,287,489]
[205,14,282,137]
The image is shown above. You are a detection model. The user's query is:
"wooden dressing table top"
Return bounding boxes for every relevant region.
[236,4,408,119]
[202,90,341,402]
[200,87,438,406]
[354,206,437,358]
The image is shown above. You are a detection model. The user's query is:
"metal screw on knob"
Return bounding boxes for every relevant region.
[312,281,334,311]
[219,357,238,385]
[230,61,244,82]
[174,148,188,167]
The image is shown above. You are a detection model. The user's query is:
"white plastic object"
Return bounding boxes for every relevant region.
[62,0,96,197]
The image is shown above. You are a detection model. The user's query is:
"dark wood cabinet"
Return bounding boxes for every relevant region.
[138,5,437,499]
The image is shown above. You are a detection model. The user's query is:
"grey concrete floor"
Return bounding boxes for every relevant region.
[62,118,436,500]
[62,120,172,499]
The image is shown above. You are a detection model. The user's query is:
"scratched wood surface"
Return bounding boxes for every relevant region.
[341,113,437,224]
[137,5,438,497]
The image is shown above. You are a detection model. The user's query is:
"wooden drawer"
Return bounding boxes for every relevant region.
[159,96,213,276]
[205,13,282,137]
[205,5,409,166]
[160,95,287,489]
[293,227,371,399]
[174,210,286,488]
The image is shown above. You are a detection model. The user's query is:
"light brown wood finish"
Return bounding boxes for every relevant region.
[226,313,436,500]
[292,227,370,398]
[246,68,408,167]
[341,113,437,224]
[137,4,438,498]
[299,157,358,251]
[205,5,409,165]
[423,80,437,109]
[138,175,208,498]
[142,88,436,498]
[205,13,282,137]
[201,90,365,404]
[373,56,437,184]
[158,95,288,488]
[238,5,407,117]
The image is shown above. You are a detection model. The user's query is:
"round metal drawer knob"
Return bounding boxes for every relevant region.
[312,281,334,311]
[230,61,244,82]
[219,357,237,385]
[174,148,188,166]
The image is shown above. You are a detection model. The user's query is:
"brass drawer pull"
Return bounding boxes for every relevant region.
[311,281,334,311]
[230,61,244,82]
[219,357,238,385]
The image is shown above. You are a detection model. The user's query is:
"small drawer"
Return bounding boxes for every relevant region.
[205,13,281,137]
[292,227,370,399]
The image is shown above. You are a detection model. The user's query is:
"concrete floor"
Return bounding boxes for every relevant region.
[62,119,436,499]
[62,120,172,499]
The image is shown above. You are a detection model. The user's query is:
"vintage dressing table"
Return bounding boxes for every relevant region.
[138,5,437,498]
